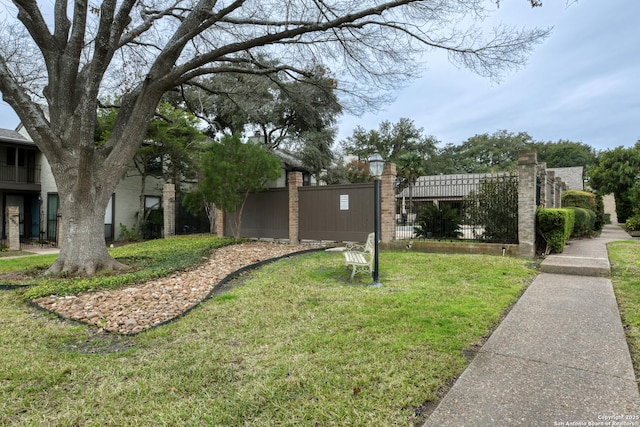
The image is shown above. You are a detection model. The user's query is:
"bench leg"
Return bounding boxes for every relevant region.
[350,265,357,280]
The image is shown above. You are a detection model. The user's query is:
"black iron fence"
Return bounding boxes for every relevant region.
[19,210,57,249]
[395,173,519,244]
[175,194,211,235]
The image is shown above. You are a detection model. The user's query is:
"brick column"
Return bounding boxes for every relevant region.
[555,177,563,207]
[6,206,20,251]
[288,171,303,245]
[537,164,547,208]
[381,162,397,243]
[547,170,556,207]
[518,149,537,257]
[215,208,225,236]
[163,184,176,238]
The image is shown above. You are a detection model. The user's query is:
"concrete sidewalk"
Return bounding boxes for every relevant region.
[424,225,640,426]
[0,246,60,260]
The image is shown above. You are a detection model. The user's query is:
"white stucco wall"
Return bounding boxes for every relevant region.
[112,166,165,239]
[37,157,166,241]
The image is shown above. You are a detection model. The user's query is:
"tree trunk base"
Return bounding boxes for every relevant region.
[45,255,130,276]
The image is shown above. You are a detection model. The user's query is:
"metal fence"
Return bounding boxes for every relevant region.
[0,164,41,184]
[18,210,57,249]
[175,194,211,235]
[395,172,519,244]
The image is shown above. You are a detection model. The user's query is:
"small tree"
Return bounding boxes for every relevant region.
[397,152,427,220]
[97,102,206,239]
[194,135,282,239]
[299,128,337,185]
[345,159,373,183]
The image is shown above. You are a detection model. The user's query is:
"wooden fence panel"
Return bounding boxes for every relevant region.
[224,188,288,238]
[299,184,374,242]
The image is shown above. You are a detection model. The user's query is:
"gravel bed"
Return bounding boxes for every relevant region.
[33,242,321,334]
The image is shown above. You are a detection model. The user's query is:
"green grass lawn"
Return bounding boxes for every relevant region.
[0,239,537,426]
[609,240,640,375]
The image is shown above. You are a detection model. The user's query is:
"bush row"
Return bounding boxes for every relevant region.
[536,190,605,254]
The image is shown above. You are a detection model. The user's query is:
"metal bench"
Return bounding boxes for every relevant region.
[343,233,375,280]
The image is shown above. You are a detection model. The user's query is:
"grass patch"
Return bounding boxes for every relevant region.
[0,235,235,299]
[0,254,58,275]
[0,243,536,426]
[0,250,38,258]
[609,240,640,376]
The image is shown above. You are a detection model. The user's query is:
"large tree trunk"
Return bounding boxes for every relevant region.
[46,178,129,275]
[42,107,152,275]
[48,201,129,275]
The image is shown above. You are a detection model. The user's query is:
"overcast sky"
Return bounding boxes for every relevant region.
[336,0,640,152]
[1,1,638,152]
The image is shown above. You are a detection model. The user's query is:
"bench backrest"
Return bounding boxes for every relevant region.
[364,232,375,255]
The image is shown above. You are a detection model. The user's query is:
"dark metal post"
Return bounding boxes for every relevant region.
[370,177,382,288]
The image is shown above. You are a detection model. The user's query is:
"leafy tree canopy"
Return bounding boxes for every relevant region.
[97,102,206,188]
[529,140,597,168]
[588,142,640,194]
[341,118,439,164]
[588,141,640,223]
[441,130,533,173]
[298,128,337,185]
[170,61,342,149]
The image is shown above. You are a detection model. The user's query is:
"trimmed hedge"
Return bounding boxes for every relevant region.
[569,207,596,238]
[562,190,596,210]
[563,189,604,232]
[537,208,575,254]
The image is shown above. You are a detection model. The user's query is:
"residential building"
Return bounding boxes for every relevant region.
[0,128,43,244]
[0,126,167,245]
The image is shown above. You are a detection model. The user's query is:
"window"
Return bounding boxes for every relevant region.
[6,147,15,166]
[6,147,30,166]
[145,196,161,210]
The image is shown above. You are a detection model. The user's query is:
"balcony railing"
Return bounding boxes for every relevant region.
[0,164,41,184]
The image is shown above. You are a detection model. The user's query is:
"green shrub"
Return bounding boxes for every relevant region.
[594,194,605,231]
[537,208,575,254]
[414,203,462,239]
[562,190,596,210]
[563,190,602,232]
[625,215,640,232]
[569,207,596,238]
